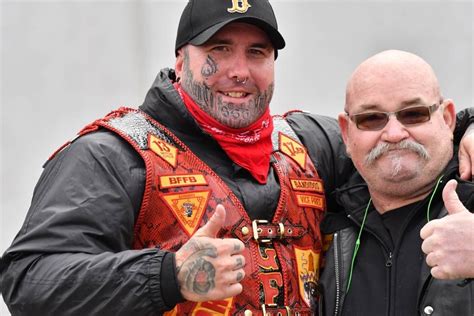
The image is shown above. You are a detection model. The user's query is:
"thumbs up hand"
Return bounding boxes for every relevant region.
[420,180,474,279]
[175,204,246,302]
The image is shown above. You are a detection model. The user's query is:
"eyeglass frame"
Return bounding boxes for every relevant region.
[345,103,441,131]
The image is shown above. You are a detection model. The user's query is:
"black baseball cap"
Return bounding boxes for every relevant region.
[175,0,285,58]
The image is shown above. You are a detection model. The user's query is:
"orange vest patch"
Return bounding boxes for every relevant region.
[164,298,233,316]
[160,174,207,189]
[295,192,325,210]
[279,133,307,170]
[192,298,233,315]
[148,134,178,168]
[161,190,210,236]
[294,246,320,307]
[290,178,324,193]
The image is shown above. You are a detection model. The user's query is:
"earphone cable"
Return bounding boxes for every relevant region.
[346,198,371,292]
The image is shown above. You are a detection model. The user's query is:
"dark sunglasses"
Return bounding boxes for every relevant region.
[347,103,440,131]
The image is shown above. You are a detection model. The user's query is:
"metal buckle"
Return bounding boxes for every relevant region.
[261,304,292,316]
[261,304,277,316]
[278,222,285,239]
[252,219,271,243]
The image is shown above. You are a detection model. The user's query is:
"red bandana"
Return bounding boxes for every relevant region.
[175,84,273,184]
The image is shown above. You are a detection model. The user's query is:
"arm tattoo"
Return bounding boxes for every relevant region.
[177,240,219,294]
[185,257,216,294]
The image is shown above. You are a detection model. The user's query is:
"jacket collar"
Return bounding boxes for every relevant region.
[139,68,203,136]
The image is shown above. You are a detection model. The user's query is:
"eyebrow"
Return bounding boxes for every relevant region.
[204,39,232,46]
[251,43,273,50]
[356,104,379,112]
[204,38,272,50]
[400,98,426,107]
[356,97,428,112]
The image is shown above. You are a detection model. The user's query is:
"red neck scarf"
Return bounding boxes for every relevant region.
[175,84,273,184]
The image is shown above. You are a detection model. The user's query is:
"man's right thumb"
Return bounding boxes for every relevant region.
[195,204,226,237]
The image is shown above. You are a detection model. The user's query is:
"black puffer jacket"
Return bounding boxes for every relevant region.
[0,69,353,316]
[320,159,474,316]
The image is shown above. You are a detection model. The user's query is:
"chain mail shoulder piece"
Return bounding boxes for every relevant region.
[271,116,301,151]
[107,110,180,150]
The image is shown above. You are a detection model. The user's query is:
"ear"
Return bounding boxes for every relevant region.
[441,99,456,132]
[175,48,185,78]
[338,112,351,155]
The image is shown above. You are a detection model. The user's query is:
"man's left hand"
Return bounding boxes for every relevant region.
[420,179,474,279]
[459,123,474,181]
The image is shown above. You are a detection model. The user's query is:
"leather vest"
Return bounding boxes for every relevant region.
[81,107,326,316]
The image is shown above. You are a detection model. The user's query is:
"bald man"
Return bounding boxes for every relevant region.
[319,50,474,316]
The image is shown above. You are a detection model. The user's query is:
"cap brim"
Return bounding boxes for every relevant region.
[189,17,285,50]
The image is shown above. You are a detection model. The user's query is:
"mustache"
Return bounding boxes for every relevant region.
[365,139,430,165]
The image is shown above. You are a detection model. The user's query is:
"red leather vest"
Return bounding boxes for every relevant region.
[84,107,326,316]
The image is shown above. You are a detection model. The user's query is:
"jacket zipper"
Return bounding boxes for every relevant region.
[333,232,341,316]
[386,252,393,267]
[347,214,394,316]
[385,252,393,316]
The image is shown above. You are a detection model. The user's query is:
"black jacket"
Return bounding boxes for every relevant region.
[319,159,474,316]
[0,69,353,316]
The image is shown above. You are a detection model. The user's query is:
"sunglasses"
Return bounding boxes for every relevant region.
[347,104,440,131]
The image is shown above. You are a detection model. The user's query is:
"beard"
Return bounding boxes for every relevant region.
[182,76,273,129]
[180,50,273,128]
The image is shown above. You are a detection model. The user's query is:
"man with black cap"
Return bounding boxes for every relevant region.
[1,1,473,315]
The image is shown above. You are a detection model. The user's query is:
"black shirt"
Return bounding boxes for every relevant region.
[342,200,435,316]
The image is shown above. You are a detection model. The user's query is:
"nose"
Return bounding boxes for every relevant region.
[227,51,251,82]
[380,115,410,143]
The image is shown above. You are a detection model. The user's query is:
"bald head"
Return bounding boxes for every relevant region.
[345,50,441,111]
[339,49,457,211]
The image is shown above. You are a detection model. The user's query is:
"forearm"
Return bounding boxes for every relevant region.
[1,249,173,315]
[454,107,474,145]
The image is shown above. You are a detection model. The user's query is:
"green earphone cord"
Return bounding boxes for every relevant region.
[346,175,443,293]
[346,198,371,292]
[427,175,444,222]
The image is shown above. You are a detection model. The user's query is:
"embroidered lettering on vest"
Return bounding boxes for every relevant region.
[290,178,324,193]
[260,272,283,305]
[161,190,210,236]
[227,0,251,13]
[279,133,307,170]
[257,245,284,305]
[160,174,208,189]
[148,134,178,168]
[294,246,320,307]
[295,192,325,210]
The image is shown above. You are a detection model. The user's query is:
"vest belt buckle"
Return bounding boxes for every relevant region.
[261,304,293,316]
[252,220,287,243]
[252,220,271,243]
[278,222,285,239]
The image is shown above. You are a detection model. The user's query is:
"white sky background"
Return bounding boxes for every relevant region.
[1,0,473,314]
